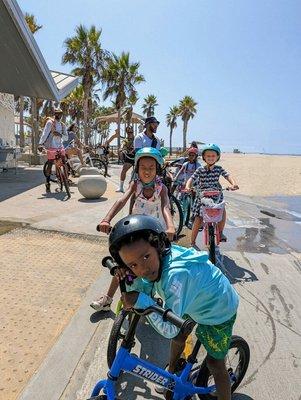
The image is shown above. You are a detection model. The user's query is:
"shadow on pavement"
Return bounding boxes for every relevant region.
[78,197,108,203]
[217,254,258,284]
[0,167,44,201]
[233,393,255,400]
[116,317,170,399]
[90,310,115,323]
[37,191,72,201]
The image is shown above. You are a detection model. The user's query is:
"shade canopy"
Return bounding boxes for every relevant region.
[0,0,78,100]
[94,111,145,126]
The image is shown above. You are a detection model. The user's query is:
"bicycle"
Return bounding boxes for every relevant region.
[43,148,71,198]
[89,256,250,400]
[199,188,227,265]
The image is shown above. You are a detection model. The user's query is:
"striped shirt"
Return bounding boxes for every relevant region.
[192,165,229,190]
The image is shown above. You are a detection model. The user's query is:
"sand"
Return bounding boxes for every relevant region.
[217,153,301,197]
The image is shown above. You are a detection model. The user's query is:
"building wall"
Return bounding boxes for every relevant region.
[0,92,15,147]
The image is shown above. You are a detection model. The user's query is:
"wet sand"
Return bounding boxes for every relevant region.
[219,153,301,197]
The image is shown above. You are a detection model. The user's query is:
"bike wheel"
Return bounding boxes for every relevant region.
[88,158,108,177]
[107,310,132,368]
[60,165,71,198]
[182,194,191,227]
[208,225,216,264]
[195,335,250,400]
[170,194,184,237]
[43,161,57,183]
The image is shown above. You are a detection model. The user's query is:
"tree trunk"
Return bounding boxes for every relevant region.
[183,119,188,151]
[117,107,121,163]
[169,126,173,156]
[31,97,39,155]
[83,84,90,145]
[19,96,25,148]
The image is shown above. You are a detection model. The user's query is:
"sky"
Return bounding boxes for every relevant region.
[19,0,301,154]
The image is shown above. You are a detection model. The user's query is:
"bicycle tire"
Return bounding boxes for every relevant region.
[208,225,216,264]
[43,160,57,183]
[182,194,191,227]
[170,194,184,237]
[195,335,250,400]
[87,396,121,400]
[107,310,133,368]
[60,165,71,198]
[88,158,108,177]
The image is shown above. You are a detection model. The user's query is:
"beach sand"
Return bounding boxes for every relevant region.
[218,153,301,197]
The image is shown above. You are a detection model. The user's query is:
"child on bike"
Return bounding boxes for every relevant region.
[172,147,201,194]
[185,144,239,247]
[110,214,239,400]
[91,147,176,312]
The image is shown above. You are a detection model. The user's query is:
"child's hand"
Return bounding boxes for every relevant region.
[97,220,111,234]
[166,227,176,241]
[121,291,139,310]
[229,185,239,191]
[114,267,131,282]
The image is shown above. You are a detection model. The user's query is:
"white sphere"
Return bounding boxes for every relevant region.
[79,167,100,176]
[78,175,107,199]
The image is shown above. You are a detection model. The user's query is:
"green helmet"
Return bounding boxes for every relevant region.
[201,143,221,161]
[160,147,169,158]
[134,147,164,167]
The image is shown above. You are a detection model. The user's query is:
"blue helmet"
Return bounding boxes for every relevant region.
[134,147,164,167]
[201,143,221,161]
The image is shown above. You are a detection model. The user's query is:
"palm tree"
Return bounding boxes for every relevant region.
[20,13,42,150]
[166,106,179,156]
[62,25,109,144]
[101,51,144,148]
[142,94,158,117]
[178,96,197,150]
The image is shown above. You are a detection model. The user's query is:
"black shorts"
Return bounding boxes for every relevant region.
[123,153,135,166]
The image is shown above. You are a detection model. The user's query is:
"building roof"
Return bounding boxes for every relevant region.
[0,0,78,100]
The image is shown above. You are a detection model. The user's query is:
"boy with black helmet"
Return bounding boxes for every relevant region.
[110,214,239,400]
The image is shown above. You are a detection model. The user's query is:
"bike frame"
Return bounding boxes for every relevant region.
[90,313,232,400]
[201,189,225,247]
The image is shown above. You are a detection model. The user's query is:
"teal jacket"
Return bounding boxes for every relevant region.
[127,244,239,339]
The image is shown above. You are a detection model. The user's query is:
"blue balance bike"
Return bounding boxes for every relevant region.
[88,257,250,400]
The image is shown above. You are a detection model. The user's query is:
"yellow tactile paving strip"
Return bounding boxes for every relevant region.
[0,228,106,400]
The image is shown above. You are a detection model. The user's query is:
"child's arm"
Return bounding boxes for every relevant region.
[161,185,176,241]
[224,175,239,190]
[174,165,185,182]
[97,182,135,233]
[221,168,239,190]
[185,177,193,190]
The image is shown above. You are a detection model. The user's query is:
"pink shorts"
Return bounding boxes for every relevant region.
[47,148,65,160]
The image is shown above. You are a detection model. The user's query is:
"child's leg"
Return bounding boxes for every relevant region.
[191,216,203,245]
[107,275,119,298]
[206,356,231,400]
[168,331,189,372]
[218,208,227,241]
[218,208,226,233]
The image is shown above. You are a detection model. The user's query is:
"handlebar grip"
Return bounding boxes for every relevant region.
[162,309,195,334]
[101,256,118,276]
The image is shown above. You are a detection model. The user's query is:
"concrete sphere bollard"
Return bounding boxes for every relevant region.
[78,175,107,199]
[79,167,100,176]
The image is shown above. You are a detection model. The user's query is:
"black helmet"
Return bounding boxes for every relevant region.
[109,214,166,265]
[144,116,160,127]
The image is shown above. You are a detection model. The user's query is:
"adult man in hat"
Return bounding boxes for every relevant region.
[38,107,67,192]
[134,116,161,151]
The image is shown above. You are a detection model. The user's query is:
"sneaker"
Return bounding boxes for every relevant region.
[115,188,125,193]
[45,183,51,193]
[90,294,112,311]
[155,359,186,394]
